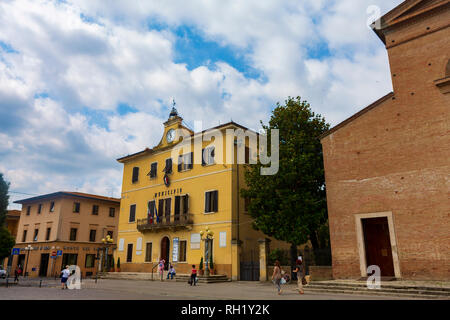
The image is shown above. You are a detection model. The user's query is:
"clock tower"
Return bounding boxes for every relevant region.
[154,101,193,150]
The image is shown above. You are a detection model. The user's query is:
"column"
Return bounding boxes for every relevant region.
[258,238,271,282]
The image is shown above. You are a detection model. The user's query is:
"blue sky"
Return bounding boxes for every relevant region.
[0,0,403,207]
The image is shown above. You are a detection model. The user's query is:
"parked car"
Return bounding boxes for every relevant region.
[0,267,7,279]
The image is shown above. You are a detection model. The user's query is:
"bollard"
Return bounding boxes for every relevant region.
[39,279,42,287]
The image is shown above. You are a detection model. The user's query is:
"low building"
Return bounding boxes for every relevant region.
[115,107,292,280]
[320,0,449,280]
[12,191,120,277]
[0,210,21,268]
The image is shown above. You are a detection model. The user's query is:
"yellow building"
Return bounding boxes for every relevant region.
[116,108,290,280]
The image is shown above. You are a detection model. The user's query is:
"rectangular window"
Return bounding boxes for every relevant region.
[164,158,172,174]
[202,147,215,166]
[85,254,95,268]
[109,207,115,217]
[46,227,51,241]
[145,242,152,262]
[129,204,136,222]
[89,229,96,242]
[49,201,55,212]
[69,228,77,241]
[33,228,39,241]
[107,230,113,238]
[38,204,42,214]
[178,152,193,171]
[73,202,80,213]
[26,206,31,216]
[22,230,27,242]
[127,243,133,262]
[205,190,218,213]
[174,195,189,217]
[158,199,164,221]
[132,167,139,183]
[164,198,171,223]
[147,200,156,222]
[92,205,99,215]
[149,162,158,178]
[179,240,187,262]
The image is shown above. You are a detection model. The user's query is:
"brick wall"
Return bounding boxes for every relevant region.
[321,5,450,280]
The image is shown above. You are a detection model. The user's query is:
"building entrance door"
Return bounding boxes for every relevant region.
[362,217,395,277]
[160,237,170,270]
[39,253,49,277]
[17,254,25,270]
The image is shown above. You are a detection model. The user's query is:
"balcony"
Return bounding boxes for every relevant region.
[137,213,193,232]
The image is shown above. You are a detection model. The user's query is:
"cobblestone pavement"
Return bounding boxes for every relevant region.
[0,278,420,300]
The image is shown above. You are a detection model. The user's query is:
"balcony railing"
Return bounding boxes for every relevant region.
[137,213,193,232]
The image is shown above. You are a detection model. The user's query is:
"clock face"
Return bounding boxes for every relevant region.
[166,129,175,143]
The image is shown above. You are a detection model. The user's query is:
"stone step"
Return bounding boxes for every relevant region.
[176,275,230,283]
[308,281,450,294]
[303,287,449,299]
[306,283,450,297]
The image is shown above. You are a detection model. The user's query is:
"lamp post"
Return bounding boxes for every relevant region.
[101,235,114,272]
[200,226,214,276]
[24,245,33,278]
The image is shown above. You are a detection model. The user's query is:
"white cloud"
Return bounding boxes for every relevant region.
[0,0,404,207]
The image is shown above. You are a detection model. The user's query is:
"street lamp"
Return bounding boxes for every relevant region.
[24,245,33,278]
[101,235,114,272]
[200,226,214,276]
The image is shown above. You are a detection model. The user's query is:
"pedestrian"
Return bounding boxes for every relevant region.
[167,265,176,280]
[272,260,283,295]
[158,259,165,281]
[60,265,71,289]
[293,256,305,294]
[190,264,197,286]
[14,265,22,283]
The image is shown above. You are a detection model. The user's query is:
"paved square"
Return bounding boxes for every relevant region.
[0,278,420,300]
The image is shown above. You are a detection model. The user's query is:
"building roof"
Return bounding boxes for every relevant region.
[371,0,450,44]
[6,210,21,218]
[116,121,252,163]
[13,191,121,204]
[319,92,395,140]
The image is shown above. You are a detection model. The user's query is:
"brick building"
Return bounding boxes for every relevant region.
[320,0,449,280]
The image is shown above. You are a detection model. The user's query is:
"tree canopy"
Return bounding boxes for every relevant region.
[241,97,330,259]
[0,173,14,261]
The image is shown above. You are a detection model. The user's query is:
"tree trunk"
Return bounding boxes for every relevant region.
[290,243,297,280]
[309,231,320,265]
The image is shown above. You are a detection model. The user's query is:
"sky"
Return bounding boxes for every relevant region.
[0,0,403,209]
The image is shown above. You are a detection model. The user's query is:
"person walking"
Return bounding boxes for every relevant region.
[14,265,22,283]
[293,256,305,294]
[167,265,176,280]
[272,260,283,295]
[190,264,197,286]
[60,265,71,289]
[158,259,165,281]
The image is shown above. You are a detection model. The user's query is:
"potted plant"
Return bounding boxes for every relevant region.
[198,257,204,275]
[209,254,215,275]
[110,257,115,272]
[116,257,121,272]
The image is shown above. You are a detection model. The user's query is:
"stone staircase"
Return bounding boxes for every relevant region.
[304,280,450,299]
[98,272,230,283]
[175,274,230,284]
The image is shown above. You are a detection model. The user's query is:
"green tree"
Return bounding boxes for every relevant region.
[0,173,15,261]
[240,97,330,270]
[0,173,10,226]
